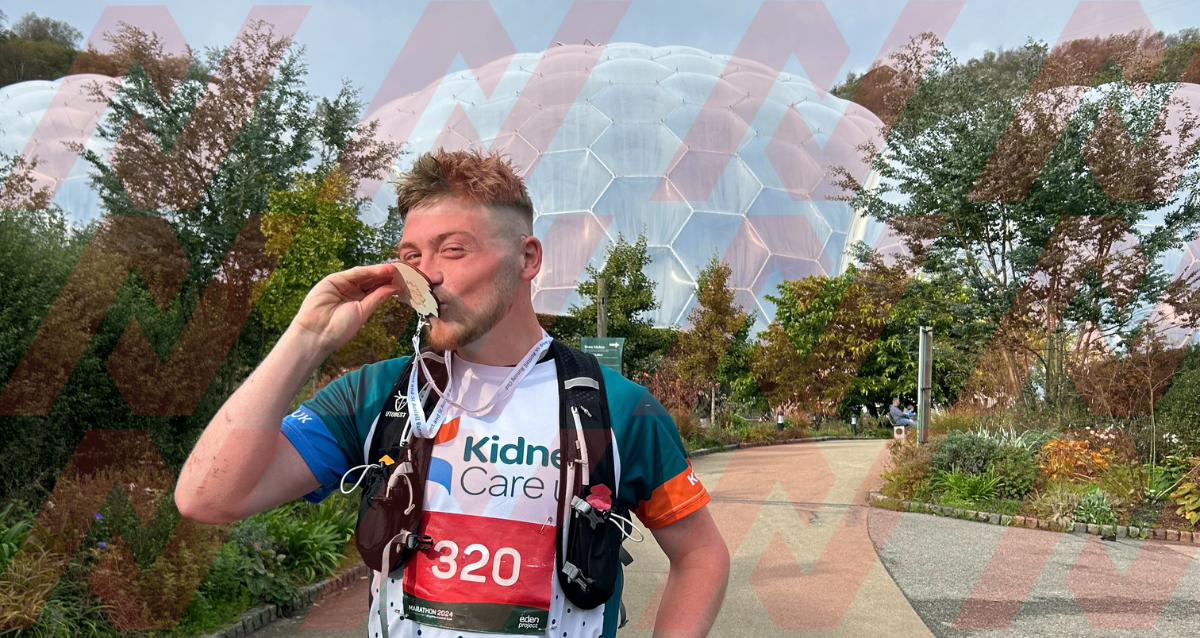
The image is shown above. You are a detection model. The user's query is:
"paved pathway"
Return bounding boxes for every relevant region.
[255,440,1200,637]
[257,439,930,637]
[877,509,1200,637]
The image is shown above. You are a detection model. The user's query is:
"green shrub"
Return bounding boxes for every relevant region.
[990,446,1038,500]
[1075,485,1118,527]
[1025,480,1087,527]
[0,503,31,571]
[227,517,300,607]
[1156,346,1200,453]
[933,432,1000,474]
[1095,462,1144,511]
[935,467,1001,503]
[882,436,943,500]
[238,544,301,606]
[970,426,1058,455]
[264,497,357,584]
[1147,455,1191,501]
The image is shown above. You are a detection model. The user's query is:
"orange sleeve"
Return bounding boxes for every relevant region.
[634,459,711,529]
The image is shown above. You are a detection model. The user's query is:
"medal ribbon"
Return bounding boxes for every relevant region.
[407,323,553,439]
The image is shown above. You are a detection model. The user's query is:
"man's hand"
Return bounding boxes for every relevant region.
[289,263,409,356]
[176,263,407,524]
[649,505,730,637]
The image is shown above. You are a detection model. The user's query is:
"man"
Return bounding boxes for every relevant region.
[176,149,730,638]
[889,398,914,426]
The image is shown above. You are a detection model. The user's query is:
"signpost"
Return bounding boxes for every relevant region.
[917,326,932,444]
[581,337,625,375]
[596,278,608,338]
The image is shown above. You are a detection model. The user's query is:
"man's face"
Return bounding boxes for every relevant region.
[397,198,523,351]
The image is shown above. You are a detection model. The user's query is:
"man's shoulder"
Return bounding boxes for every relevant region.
[310,355,412,412]
[598,366,664,418]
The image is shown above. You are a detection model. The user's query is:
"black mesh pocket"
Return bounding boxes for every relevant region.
[354,460,424,575]
[560,499,624,609]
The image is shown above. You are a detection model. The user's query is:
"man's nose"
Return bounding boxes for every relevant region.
[418,258,444,286]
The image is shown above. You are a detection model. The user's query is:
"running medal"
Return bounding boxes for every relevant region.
[392,261,439,319]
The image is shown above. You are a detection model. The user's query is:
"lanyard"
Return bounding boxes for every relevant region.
[407,321,553,439]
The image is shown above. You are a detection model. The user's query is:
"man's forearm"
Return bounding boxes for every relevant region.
[654,545,729,637]
[175,328,330,521]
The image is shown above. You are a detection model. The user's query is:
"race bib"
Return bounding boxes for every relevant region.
[402,511,555,635]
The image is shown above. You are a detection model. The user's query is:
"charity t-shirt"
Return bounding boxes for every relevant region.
[281,350,710,638]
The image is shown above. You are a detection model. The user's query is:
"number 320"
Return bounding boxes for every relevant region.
[430,541,521,587]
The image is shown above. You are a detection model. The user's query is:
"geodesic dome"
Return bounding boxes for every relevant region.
[0,75,113,225]
[369,43,885,331]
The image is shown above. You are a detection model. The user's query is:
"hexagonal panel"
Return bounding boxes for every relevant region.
[595,178,693,247]
[660,72,745,108]
[746,214,833,273]
[686,154,762,215]
[590,84,680,122]
[751,265,789,328]
[824,231,850,267]
[817,201,854,233]
[655,54,728,76]
[722,218,769,290]
[644,247,695,327]
[462,97,532,140]
[601,46,657,61]
[525,150,612,212]
[591,123,681,177]
[671,212,747,279]
[664,103,749,153]
[519,103,611,153]
[747,189,832,247]
[590,58,674,84]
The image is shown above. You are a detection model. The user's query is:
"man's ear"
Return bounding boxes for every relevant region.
[520,235,542,282]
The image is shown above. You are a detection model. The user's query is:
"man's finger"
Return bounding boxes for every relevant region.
[329,265,403,297]
[361,283,405,317]
[341,264,401,289]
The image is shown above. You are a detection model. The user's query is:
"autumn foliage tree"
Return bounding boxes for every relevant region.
[845,31,1200,417]
[650,257,756,414]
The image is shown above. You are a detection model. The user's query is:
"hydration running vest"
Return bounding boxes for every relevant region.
[350,340,631,629]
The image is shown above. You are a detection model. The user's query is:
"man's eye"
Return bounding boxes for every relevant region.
[442,246,465,256]
[402,253,420,263]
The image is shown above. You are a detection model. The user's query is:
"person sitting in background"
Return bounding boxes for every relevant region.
[890,398,914,426]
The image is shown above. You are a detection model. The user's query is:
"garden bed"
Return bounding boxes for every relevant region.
[877,423,1200,540]
[679,414,893,455]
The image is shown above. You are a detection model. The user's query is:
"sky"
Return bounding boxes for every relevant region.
[10,0,1200,105]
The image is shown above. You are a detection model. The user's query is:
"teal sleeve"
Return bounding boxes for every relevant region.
[603,368,709,528]
[280,357,410,502]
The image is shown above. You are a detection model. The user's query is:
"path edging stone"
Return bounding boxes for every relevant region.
[868,491,1200,544]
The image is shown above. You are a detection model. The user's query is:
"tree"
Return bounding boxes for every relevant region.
[751,271,879,421]
[843,33,1200,416]
[664,258,752,382]
[651,257,760,414]
[552,233,676,373]
[0,18,397,504]
[11,12,83,48]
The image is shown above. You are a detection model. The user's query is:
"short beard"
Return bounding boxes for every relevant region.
[425,263,520,352]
